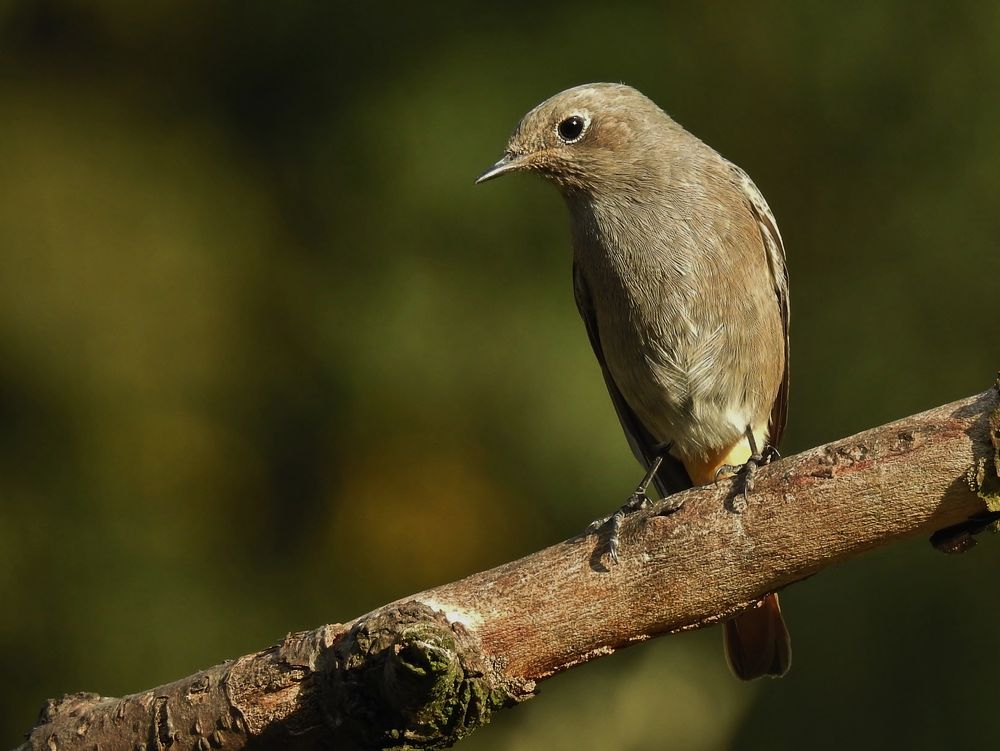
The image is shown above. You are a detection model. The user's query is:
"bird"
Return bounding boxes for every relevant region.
[476,83,791,680]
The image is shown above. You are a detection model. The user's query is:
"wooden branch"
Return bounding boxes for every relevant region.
[18,382,1000,751]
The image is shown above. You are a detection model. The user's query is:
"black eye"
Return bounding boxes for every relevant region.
[557,115,587,143]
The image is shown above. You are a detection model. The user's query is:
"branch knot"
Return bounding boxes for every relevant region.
[326,601,511,750]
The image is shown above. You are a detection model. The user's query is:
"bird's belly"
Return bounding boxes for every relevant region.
[603,333,754,463]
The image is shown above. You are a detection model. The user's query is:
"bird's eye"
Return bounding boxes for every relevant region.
[557,115,588,143]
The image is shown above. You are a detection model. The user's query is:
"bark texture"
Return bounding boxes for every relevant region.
[18,382,1000,751]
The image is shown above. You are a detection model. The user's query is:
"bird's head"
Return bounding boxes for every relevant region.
[476,83,674,195]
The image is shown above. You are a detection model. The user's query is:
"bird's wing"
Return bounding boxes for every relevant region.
[731,164,790,448]
[572,263,692,496]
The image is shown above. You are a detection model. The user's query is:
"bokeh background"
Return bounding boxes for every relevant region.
[2,2,999,749]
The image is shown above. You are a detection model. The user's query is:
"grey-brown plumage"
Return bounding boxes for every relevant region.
[478,82,791,679]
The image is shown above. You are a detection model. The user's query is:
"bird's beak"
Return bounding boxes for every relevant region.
[475,152,526,184]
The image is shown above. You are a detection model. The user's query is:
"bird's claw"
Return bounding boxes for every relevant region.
[714,446,778,513]
[589,490,651,565]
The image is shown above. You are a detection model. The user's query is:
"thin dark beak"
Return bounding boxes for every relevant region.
[475,153,525,184]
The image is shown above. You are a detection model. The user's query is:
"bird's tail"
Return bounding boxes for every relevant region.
[723,592,791,680]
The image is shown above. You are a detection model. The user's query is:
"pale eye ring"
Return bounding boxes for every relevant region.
[556,114,589,143]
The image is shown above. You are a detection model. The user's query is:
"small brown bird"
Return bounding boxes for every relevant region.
[477,83,791,680]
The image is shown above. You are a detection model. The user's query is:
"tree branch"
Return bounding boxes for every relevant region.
[18,381,1000,751]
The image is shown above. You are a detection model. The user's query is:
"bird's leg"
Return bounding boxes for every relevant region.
[589,445,679,564]
[714,427,779,512]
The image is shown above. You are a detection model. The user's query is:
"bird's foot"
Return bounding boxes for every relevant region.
[715,445,779,513]
[588,447,678,564]
[587,490,685,565]
[587,490,651,565]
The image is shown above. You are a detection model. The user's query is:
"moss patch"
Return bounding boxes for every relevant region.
[326,602,514,750]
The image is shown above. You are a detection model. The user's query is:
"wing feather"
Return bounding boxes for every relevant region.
[731,165,790,448]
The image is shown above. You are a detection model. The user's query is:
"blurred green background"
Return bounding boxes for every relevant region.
[2,2,998,749]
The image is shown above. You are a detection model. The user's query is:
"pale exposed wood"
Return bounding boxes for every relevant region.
[18,385,999,751]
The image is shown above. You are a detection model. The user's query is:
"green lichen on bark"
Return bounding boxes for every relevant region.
[965,377,1000,516]
[326,602,513,750]
[932,381,1000,553]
